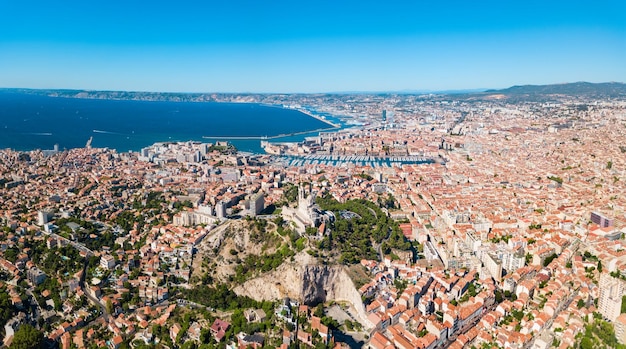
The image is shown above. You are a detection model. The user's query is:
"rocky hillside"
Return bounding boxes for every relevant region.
[191,219,284,283]
[188,197,417,330]
[234,252,373,329]
[486,81,626,97]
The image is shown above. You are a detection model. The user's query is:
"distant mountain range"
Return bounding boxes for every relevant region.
[483,82,626,98]
[2,82,625,99]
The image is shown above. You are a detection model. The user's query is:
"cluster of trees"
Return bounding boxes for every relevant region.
[180,283,261,311]
[55,218,126,253]
[378,193,397,209]
[109,183,129,197]
[344,318,362,332]
[384,226,412,251]
[246,217,270,244]
[118,280,138,307]
[133,191,166,210]
[35,277,62,311]
[489,235,512,244]
[230,305,274,339]
[120,191,171,228]
[43,245,83,275]
[174,312,194,344]
[274,216,297,239]
[56,217,99,241]
[458,282,479,303]
[275,183,299,207]
[233,244,295,283]
[356,173,373,181]
[2,246,20,263]
[149,324,173,348]
[610,269,626,282]
[9,324,44,349]
[0,287,17,342]
[576,314,626,349]
[499,308,526,326]
[494,290,518,304]
[318,216,378,264]
[394,279,408,294]
[582,251,599,262]
[163,302,276,349]
[207,143,236,154]
[315,196,412,264]
[172,200,193,212]
[85,230,119,252]
[116,210,145,233]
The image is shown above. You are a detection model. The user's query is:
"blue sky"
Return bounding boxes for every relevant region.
[0,0,624,93]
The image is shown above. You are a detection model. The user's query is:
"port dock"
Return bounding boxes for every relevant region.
[202,126,339,141]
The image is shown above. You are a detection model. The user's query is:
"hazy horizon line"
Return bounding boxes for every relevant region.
[1,80,624,96]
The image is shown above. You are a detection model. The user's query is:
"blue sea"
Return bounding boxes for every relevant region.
[0,92,337,153]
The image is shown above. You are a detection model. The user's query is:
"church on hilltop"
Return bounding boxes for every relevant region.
[281,183,333,236]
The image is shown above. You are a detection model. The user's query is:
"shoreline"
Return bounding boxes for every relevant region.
[0,94,345,154]
[202,126,339,141]
[201,105,343,146]
[295,108,341,128]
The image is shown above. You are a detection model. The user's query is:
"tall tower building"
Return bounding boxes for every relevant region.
[249,192,265,217]
[481,252,503,282]
[37,211,52,226]
[599,273,624,322]
[215,201,226,219]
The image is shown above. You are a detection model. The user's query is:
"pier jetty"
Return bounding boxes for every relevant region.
[203,126,339,141]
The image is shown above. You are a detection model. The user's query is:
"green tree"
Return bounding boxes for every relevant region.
[0,287,17,335]
[525,253,533,265]
[580,337,593,349]
[543,253,558,267]
[314,303,325,318]
[106,299,113,314]
[10,324,44,349]
[181,341,197,349]
[494,290,503,303]
[547,175,563,184]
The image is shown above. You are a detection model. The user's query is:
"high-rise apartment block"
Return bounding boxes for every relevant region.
[591,211,614,228]
[599,273,624,322]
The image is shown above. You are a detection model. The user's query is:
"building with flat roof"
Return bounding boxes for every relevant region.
[249,192,265,217]
[38,210,53,226]
[591,211,614,228]
[27,267,47,286]
[482,252,503,282]
[100,255,116,270]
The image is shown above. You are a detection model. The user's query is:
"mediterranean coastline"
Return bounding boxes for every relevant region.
[1,83,626,349]
[0,91,341,154]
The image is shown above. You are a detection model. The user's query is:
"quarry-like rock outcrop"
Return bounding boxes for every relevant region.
[234,252,373,329]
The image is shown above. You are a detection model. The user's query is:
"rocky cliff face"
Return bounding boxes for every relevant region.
[301,265,351,305]
[234,252,373,329]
